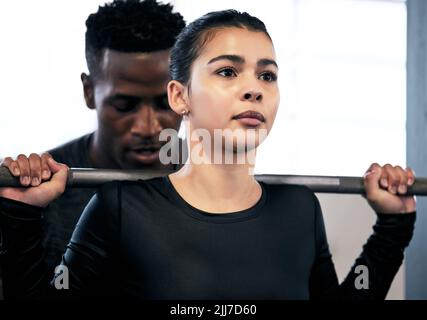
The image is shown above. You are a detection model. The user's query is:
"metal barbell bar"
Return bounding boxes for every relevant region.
[1,167,426,195]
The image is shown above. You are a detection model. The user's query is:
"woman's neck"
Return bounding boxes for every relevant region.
[169,159,262,214]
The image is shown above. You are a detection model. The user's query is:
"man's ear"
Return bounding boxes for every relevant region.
[167,80,189,116]
[81,73,95,110]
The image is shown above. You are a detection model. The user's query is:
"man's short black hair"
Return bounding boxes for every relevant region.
[85,0,185,77]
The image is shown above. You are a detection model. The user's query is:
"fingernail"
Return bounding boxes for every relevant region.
[13,167,20,175]
[408,178,414,186]
[381,178,388,187]
[32,177,39,185]
[390,186,397,194]
[398,185,407,194]
[22,176,30,185]
[42,170,49,178]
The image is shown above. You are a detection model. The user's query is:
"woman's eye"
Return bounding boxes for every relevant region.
[217,68,237,78]
[259,72,277,82]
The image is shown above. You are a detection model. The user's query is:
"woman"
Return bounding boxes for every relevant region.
[0,10,416,299]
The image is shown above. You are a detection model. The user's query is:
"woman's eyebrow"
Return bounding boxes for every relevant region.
[208,54,245,65]
[258,58,278,69]
[208,54,278,69]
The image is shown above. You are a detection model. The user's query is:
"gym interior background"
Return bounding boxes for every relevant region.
[1,0,426,299]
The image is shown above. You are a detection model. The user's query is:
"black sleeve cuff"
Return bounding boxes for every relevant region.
[0,196,43,221]
[375,211,416,228]
[372,211,416,249]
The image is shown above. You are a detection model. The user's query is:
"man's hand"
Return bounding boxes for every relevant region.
[364,163,416,214]
[0,153,68,207]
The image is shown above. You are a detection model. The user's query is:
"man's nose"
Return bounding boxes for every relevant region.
[130,105,162,137]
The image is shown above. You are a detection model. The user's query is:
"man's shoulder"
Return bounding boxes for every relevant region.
[47,133,93,167]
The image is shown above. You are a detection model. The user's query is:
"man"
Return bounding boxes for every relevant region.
[1,0,186,279]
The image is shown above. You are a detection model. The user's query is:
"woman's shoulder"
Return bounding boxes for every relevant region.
[81,177,166,218]
[95,176,167,202]
[257,183,321,231]
[262,182,319,215]
[263,182,316,201]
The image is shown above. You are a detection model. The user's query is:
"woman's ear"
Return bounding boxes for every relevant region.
[81,73,95,110]
[167,80,189,115]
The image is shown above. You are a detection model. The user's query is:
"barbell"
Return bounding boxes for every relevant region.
[1,167,426,195]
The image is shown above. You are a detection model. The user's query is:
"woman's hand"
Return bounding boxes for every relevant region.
[364,163,416,214]
[0,153,68,207]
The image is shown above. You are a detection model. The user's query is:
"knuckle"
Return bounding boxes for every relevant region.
[19,161,30,172]
[370,163,381,172]
[41,152,53,161]
[387,168,397,177]
[29,153,42,162]
[1,157,12,166]
[383,164,393,172]
[30,163,41,172]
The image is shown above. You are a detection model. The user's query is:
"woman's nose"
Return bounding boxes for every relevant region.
[242,90,263,102]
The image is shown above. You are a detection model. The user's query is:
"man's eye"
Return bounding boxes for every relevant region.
[259,72,277,82]
[217,67,237,78]
[154,95,171,111]
[112,102,136,112]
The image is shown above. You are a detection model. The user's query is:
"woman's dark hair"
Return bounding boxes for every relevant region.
[170,9,271,85]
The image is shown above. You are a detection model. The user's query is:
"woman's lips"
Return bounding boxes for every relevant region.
[232,110,265,127]
[235,118,263,126]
